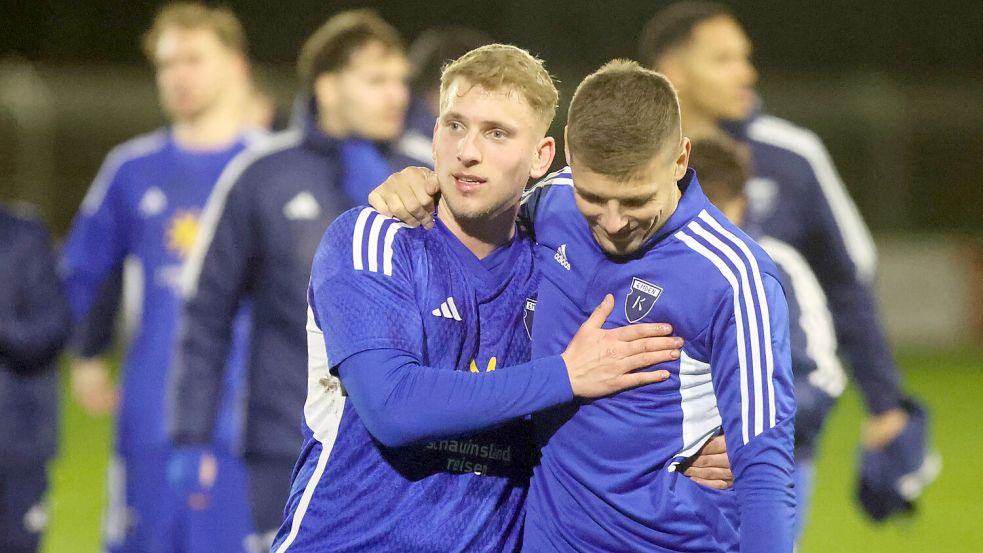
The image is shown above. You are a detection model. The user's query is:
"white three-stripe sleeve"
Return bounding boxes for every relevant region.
[351,208,372,272]
[675,229,752,445]
[351,208,407,277]
[697,212,777,428]
[686,221,766,437]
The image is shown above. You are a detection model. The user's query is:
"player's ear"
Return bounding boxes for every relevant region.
[313,73,339,114]
[674,137,691,181]
[530,136,556,179]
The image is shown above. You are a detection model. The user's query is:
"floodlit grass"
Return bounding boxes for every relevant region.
[41,348,983,552]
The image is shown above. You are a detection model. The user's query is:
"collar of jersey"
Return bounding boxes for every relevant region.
[164,127,249,162]
[433,215,524,300]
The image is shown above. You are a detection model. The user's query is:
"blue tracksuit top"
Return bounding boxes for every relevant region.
[726,112,902,414]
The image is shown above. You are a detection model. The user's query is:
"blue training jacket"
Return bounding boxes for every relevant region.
[727,112,903,414]
[0,205,72,464]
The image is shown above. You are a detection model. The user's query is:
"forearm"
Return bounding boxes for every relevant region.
[339,349,573,447]
[735,420,796,553]
[71,267,123,357]
[824,276,903,414]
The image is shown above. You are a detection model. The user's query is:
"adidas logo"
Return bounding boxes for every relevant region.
[283,191,321,220]
[431,296,462,321]
[554,244,571,270]
[138,187,167,218]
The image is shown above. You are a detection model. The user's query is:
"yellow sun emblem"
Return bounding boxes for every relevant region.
[166,210,200,259]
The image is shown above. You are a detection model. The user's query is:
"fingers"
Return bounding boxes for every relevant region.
[367,190,391,215]
[618,369,671,389]
[620,349,680,372]
[408,178,438,230]
[583,294,614,330]
[699,434,728,456]
[424,169,441,196]
[608,322,674,341]
[621,336,683,358]
[681,464,733,482]
[687,451,730,469]
[387,197,424,228]
[685,476,732,490]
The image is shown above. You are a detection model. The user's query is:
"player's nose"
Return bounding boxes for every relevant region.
[599,204,629,235]
[457,132,481,166]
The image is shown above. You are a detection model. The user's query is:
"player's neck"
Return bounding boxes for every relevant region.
[437,202,518,260]
[318,106,349,139]
[172,97,246,151]
[679,101,721,141]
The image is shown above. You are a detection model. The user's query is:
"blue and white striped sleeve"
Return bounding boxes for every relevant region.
[675,212,796,552]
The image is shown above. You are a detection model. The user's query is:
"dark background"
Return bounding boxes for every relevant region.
[2,0,982,234]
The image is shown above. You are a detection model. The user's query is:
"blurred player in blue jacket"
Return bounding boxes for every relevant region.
[0,205,72,553]
[640,1,939,523]
[169,10,434,549]
[60,3,264,552]
[690,133,846,539]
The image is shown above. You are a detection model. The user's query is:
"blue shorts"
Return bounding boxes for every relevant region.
[104,448,252,553]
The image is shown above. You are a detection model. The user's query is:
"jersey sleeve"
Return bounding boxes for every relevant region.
[168,158,258,446]
[779,130,902,414]
[60,153,131,320]
[71,266,123,358]
[707,272,795,552]
[311,207,425,361]
[799,168,903,414]
[309,207,574,447]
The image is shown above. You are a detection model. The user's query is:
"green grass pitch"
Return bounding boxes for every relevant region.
[41,347,983,552]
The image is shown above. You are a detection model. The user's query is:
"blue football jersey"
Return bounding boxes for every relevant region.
[274,207,543,553]
[521,168,796,552]
[61,129,261,454]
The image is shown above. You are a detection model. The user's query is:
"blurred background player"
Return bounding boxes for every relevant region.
[691,132,847,539]
[59,3,264,551]
[639,1,939,521]
[406,25,494,121]
[170,9,434,550]
[0,204,72,553]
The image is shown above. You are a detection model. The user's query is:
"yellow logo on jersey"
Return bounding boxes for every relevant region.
[469,357,497,373]
[166,210,200,259]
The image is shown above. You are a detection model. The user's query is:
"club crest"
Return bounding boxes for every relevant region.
[625,277,662,323]
[522,298,537,338]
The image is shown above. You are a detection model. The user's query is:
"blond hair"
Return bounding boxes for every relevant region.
[439,44,558,132]
[567,59,681,180]
[142,2,247,62]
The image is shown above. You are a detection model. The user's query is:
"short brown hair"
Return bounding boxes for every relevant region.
[439,44,558,132]
[566,59,681,180]
[689,132,751,207]
[297,9,404,89]
[637,1,734,69]
[142,2,247,62]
